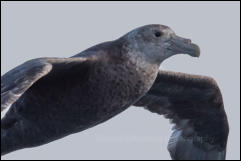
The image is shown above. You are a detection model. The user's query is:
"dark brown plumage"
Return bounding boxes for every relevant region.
[1,24,228,160]
[135,71,229,160]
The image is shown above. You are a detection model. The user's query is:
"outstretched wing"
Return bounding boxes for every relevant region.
[134,70,229,160]
[1,57,91,116]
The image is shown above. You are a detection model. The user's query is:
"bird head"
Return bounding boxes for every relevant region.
[121,24,200,65]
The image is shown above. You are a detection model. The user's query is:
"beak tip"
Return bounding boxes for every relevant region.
[190,43,201,58]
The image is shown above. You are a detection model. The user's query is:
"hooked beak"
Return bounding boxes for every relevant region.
[168,35,200,57]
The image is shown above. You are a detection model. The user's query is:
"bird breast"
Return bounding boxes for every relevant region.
[85,60,159,120]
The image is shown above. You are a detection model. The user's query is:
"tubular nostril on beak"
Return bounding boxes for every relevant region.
[174,36,192,44]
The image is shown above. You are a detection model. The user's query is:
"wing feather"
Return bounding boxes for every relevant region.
[1,57,90,117]
[1,59,52,113]
[134,70,229,160]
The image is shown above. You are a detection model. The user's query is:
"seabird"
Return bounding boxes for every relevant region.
[1,24,229,160]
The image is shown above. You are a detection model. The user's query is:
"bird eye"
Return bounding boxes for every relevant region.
[155,31,162,37]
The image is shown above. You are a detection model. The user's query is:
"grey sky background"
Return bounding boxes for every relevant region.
[1,1,240,160]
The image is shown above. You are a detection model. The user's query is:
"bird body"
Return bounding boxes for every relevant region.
[1,25,229,160]
[1,36,159,155]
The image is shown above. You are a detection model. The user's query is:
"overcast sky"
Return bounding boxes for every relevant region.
[1,1,240,160]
